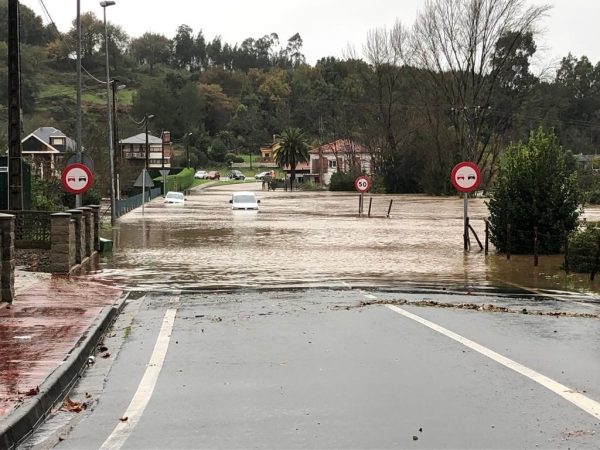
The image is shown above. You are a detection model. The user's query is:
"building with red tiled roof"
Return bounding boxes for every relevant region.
[308,139,374,185]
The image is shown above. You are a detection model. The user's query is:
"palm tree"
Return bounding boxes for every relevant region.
[274,127,309,191]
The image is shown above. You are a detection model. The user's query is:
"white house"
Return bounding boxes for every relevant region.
[119,131,172,169]
[309,139,374,185]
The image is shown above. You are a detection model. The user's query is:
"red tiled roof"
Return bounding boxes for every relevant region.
[309,139,369,155]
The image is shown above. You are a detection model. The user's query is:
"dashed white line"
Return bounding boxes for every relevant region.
[386,304,600,420]
[100,307,178,450]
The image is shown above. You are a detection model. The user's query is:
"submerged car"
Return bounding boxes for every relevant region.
[194,170,208,179]
[230,191,260,210]
[164,191,185,204]
[228,170,246,180]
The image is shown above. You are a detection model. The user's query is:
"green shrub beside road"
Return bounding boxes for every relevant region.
[566,224,600,277]
[487,129,580,254]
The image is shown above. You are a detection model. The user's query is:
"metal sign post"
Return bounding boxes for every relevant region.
[354,175,370,216]
[142,169,146,215]
[451,162,482,251]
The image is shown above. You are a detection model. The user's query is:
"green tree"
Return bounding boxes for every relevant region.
[129,32,171,73]
[0,0,52,45]
[173,24,195,69]
[487,129,580,254]
[274,127,309,191]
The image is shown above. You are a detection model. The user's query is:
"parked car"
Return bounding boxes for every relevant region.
[207,170,220,180]
[194,170,208,179]
[164,191,185,204]
[228,170,246,180]
[229,191,260,210]
[254,171,272,180]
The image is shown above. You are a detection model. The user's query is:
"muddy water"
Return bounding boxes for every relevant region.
[97,182,600,295]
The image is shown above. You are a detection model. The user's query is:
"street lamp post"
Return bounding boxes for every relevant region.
[186,132,193,168]
[101,0,116,225]
[111,81,125,200]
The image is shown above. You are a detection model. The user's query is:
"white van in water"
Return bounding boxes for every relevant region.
[230,191,260,210]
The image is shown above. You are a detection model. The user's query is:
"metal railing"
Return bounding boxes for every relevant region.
[115,187,162,218]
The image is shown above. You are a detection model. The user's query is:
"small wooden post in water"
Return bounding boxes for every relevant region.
[358,195,363,216]
[368,197,372,217]
[387,199,393,218]
[484,219,489,255]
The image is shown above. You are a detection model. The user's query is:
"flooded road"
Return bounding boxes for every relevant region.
[98,182,600,297]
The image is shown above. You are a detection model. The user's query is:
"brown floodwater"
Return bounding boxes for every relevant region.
[97,182,600,297]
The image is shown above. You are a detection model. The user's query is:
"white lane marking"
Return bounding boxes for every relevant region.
[386,304,600,420]
[364,294,377,300]
[100,308,178,450]
[500,279,599,310]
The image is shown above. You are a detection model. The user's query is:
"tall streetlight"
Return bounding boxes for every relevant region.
[186,132,193,168]
[101,0,116,225]
[111,80,126,200]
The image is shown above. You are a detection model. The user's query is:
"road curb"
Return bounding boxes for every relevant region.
[0,292,129,450]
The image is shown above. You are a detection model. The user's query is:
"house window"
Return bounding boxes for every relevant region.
[328,160,337,168]
[50,137,65,146]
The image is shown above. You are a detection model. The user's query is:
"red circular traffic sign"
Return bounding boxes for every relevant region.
[450,162,481,193]
[61,163,93,194]
[354,175,370,193]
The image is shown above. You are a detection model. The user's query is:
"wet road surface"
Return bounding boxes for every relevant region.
[43,289,600,449]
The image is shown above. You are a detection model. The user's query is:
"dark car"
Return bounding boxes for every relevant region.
[207,170,220,180]
[228,170,245,180]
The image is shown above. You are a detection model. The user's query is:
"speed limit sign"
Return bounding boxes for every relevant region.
[354,175,370,193]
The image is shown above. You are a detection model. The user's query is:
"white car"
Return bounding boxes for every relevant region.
[230,191,260,210]
[194,170,208,179]
[164,191,185,204]
[254,171,272,180]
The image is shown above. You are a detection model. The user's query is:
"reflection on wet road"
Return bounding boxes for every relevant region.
[98,183,600,299]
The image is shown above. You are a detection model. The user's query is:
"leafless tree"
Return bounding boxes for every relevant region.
[408,0,551,166]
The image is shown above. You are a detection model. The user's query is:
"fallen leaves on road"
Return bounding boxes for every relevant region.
[18,386,39,396]
[60,396,87,413]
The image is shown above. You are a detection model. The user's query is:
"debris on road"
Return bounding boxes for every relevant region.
[338,299,600,319]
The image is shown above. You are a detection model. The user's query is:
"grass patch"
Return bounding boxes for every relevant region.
[123,321,133,339]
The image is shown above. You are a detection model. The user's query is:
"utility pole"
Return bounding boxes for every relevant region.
[101,0,116,225]
[186,132,192,168]
[75,0,83,207]
[7,0,23,210]
[111,80,120,199]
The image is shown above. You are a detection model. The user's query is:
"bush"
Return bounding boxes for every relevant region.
[329,169,363,191]
[566,224,600,276]
[487,129,581,254]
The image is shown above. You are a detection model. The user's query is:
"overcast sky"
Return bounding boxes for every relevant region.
[19,0,600,71]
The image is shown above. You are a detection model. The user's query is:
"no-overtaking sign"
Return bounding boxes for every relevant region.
[61,163,93,194]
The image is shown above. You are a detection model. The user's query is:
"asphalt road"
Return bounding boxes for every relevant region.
[27,288,600,449]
